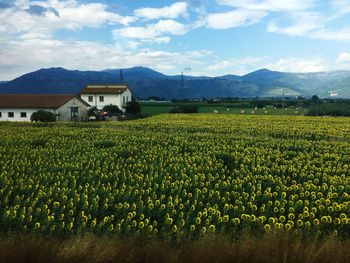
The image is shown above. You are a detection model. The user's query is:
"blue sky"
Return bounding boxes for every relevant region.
[1,0,350,80]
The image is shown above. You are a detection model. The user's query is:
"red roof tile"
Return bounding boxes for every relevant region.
[81,85,128,94]
[0,94,88,108]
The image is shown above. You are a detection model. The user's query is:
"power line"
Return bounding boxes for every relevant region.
[179,68,191,99]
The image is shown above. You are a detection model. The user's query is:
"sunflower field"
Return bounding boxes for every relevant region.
[0,114,349,239]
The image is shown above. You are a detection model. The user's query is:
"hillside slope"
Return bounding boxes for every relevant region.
[1,67,350,98]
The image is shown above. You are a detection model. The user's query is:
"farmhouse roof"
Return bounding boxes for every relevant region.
[0,94,89,108]
[81,85,129,94]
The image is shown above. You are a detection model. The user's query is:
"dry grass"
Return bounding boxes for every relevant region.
[0,234,349,263]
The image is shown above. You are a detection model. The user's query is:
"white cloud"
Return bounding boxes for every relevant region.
[336,52,350,64]
[126,41,142,50]
[205,56,332,75]
[115,19,188,44]
[267,22,311,36]
[311,28,350,41]
[331,0,350,16]
[217,0,315,12]
[0,36,211,80]
[153,19,188,34]
[13,0,31,9]
[134,2,188,20]
[206,9,267,29]
[267,12,324,36]
[207,61,235,71]
[266,57,329,73]
[205,0,313,30]
[56,2,136,28]
[0,0,136,38]
[206,57,264,71]
[213,0,350,43]
[334,51,350,70]
[264,2,350,42]
[116,27,170,44]
[187,0,209,14]
[269,15,350,41]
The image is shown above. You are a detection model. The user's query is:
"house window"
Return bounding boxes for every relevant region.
[99,96,104,102]
[126,97,129,103]
[0,112,2,118]
[123,96,126,105]
[88,96,93,102]
[8,112,14,118]
[20,112,27,118]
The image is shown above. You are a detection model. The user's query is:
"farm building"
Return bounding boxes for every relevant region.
[0,94,89,122]
[80,85,132,112]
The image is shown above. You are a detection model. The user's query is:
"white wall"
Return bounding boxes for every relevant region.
[57,97,88,121]
[0,98,88,122]
[81,89,132,112]
[0,108,56,122]
[121,89,132,109]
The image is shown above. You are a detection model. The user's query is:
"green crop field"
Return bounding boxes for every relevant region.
[0,114,349,242]
[140,102,307,116]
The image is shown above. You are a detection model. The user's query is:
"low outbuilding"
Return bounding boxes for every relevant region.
[0,94,89,122]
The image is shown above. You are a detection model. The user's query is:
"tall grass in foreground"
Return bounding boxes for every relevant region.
[0,234,349,263]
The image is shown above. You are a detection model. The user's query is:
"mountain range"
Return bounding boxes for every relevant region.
[1,67,350,99]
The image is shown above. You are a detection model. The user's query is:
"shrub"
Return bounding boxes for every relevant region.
[30,110,56,122]
[125,101,141,115]
[103,104,123,116]
[87,106,99,117]
[306,102,350,116]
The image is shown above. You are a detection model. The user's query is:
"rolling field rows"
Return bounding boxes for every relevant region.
[0,115,350,240]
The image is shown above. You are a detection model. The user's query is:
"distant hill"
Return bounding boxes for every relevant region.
[1,67,350,99]
[102,66,168,80]
[0,67,118,94]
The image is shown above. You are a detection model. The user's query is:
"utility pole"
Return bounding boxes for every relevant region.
[282,88,285,110]
[179,72,185,98]
[179,68,191,99]
[312,95,319,116]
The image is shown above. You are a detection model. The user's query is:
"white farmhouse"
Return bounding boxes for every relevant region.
[0,94,89,122]
[80,85,132,112]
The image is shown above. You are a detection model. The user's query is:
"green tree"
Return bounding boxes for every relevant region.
[311,95,320,116]
[30,110,56,122]
[87,106,98,117]
[103,104,123,116]
[125,101,141,115]
[311,95,320,104]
